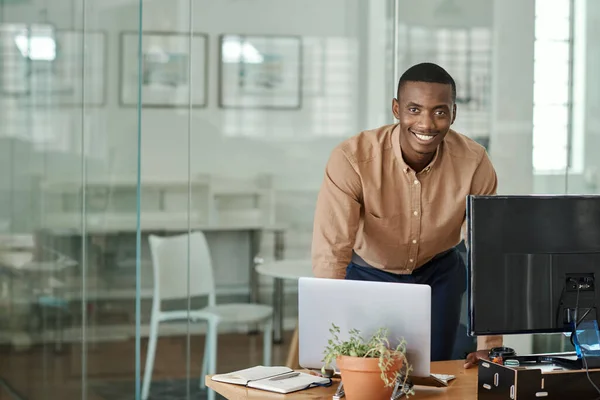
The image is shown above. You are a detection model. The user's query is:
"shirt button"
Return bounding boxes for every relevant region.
[413,211,418,216]
[412,239,417,244]
[414,180,419,185]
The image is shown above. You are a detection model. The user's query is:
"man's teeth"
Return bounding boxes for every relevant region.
[415,133,434,141]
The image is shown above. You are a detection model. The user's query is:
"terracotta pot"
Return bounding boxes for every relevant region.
[336,355,403,400]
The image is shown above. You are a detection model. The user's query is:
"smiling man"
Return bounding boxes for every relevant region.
[311,62,502,367]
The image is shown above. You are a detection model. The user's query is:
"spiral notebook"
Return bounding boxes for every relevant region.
[211,365,330,394]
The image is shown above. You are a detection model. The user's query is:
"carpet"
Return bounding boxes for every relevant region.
[91,379,226,400]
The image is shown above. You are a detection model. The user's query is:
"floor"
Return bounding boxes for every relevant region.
[0,331,293,400]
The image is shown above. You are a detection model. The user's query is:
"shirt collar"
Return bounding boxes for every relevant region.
[391,123,444,174]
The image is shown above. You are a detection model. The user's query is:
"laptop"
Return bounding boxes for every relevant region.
[298,277,455,387]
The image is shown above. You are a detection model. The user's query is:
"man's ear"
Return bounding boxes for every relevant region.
[392,98,401,120]
[451,103,457,125]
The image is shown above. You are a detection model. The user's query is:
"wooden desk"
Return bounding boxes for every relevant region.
[205,360,477,399]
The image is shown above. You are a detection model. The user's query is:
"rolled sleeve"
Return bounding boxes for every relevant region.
[311,147,362,279]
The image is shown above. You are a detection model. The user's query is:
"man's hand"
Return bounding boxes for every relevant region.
[464,350,489,369]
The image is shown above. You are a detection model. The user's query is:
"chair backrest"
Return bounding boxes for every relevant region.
[148,231,216,305]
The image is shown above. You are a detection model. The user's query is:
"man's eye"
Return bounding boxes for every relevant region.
[408,108,418,113]
[435,110,446,115]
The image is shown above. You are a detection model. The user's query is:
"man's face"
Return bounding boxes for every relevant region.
[392,81,456,155]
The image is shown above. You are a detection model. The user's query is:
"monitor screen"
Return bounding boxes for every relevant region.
[466,195,600,336]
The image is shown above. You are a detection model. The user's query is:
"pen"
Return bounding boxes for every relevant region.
[269,372,300,381]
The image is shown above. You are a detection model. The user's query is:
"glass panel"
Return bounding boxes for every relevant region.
[121,1,395,399]
[0,1,143,400]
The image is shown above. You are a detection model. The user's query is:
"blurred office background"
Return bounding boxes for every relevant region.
[0,0,597,398]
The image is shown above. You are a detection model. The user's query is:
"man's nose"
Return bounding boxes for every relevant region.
[417,114,436,131]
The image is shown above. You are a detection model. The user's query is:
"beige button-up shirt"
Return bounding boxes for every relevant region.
[311,123,502,349]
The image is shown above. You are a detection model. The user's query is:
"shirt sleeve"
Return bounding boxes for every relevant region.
[461,150,498,242]
[311,147,362,279]
[470,150,498,196]
[469,150,503,350]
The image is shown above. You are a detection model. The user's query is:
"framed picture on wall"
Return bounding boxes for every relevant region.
[119,31,208,108]
[0,25,107,107]
[219,34,302,109]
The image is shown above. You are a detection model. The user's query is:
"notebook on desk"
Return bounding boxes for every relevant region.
[211,366,331,394]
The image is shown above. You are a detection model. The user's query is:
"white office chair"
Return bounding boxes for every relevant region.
[142,232,273,400]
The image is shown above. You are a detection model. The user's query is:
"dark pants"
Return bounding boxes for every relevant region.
[345,248,466,361]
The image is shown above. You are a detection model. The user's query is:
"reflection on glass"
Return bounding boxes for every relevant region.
[0,0,141,398]
[1,0,597,397]
[219,35,302,109]
[399,24,492,143]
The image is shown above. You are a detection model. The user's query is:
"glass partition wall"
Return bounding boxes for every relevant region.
[137,1,394,399]
[0,0,393,399]
[0,0,144,398]
[1,0,599,399]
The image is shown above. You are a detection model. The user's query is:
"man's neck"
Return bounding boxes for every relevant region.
[399,139,435,172]
[403,153,434,173]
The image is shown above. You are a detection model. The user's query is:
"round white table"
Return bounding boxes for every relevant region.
[255,259,312,343]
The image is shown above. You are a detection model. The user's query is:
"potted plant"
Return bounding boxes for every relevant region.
[322,323,413,400]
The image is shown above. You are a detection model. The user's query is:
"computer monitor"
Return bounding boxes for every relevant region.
[298,277,431,377]
[466,195,600,337]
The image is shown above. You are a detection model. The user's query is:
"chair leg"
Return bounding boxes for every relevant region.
[199,323,211,389]
[142,317,160,400]
[263,318,273,366]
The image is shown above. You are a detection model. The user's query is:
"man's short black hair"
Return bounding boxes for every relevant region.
[397,62,456,102]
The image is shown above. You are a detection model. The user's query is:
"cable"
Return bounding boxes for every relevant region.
[573,283,600,396]
[555,286,566,328]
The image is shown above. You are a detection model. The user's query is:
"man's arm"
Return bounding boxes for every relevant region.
[311,147,362,279]
[471,150,498,196]
[465,151,503,367]
[461,150,498,242]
